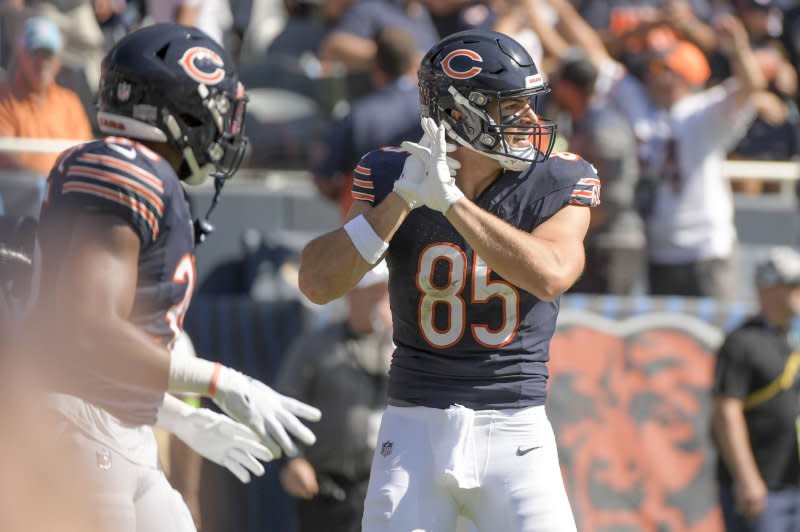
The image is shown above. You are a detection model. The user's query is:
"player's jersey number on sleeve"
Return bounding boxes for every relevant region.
[166,253,196,342]
[416,244,519,349]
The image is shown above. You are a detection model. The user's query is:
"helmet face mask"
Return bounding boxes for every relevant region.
[419,30,556,172]
[97,24,249,185]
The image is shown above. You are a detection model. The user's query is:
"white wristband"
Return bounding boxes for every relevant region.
[343,214,388,264]
[168,355,221,397]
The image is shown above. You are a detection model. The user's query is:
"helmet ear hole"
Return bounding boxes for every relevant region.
[180,113,203,127]
[155,43,170,60]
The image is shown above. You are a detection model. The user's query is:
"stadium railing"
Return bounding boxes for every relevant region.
[0,136,798,192]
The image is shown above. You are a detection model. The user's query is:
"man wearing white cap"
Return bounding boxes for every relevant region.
[276,261,392,532]
[711,246,800,531]
[0,16,91,175]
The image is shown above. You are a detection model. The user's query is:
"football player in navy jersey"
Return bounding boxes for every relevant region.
[27,24,320,531]
[300,30,600,531]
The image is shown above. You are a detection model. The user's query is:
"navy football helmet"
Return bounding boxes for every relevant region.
[418,30,555,171]
[97,24,248,185]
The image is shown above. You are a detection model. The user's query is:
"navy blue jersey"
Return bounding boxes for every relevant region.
[335,1,439,54]
[35,137,195,424]
[352,148,600,409]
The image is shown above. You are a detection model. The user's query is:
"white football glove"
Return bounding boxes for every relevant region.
[211,367,321,459]
[156,394,272,483]
[401,117,465,214]
[393,132,430,209]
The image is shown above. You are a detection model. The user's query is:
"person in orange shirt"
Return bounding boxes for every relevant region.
[0,16,92,175]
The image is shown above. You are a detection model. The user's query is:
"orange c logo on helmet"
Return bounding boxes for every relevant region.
[178,47,226,85]
[441,49,483,80]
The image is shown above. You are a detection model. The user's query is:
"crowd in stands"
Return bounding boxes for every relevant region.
[0,0,799,299]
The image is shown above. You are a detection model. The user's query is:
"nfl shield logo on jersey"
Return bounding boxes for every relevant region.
[96,448,112,470]
[380,441,393,457]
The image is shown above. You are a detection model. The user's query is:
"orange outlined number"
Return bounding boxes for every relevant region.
[417,244,467,348]
[417,244,519,349]
[471,255,519,347]
[166,253,196,341]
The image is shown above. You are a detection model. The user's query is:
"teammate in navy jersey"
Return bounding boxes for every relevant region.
[27,24,320,531]
[300,30,600,531]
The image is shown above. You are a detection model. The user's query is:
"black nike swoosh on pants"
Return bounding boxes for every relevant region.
[516,446,542,456]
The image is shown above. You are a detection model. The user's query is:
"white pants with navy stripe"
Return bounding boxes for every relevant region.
[62,425,196,532]
[362,404,576,532]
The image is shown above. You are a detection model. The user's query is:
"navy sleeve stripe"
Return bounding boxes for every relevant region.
[350,149,402,205]
[77,153,165,193]
[62,182,160,239]
[66,166,165,217]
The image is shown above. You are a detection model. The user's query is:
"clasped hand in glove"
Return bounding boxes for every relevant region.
[393,118,463,212]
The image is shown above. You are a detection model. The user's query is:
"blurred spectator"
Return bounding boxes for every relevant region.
[312,26,422,215]
[552,50,645,295]
[492,0,565,67]
[417,0,495,38]
[25,1,108,92]
[0,0,24,72]
[711,246,800,531]
[728,0,800,165]
[264,0,327,58]
[318,0,439,72]
[734,0,783,48]
[781,1,800,83]
[575,0,712,39]
[550,0,766,299]
[145,0,232,46]
[276,262,392,532]
[0,16,92,176]
[94,0,146,50]
[598,0,717,66]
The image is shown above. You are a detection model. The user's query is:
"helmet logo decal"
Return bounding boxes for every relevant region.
[441,49,483,80]
[116,82,131,102]
[178,47,225,85]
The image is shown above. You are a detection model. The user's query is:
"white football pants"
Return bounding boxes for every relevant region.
[62,425,196,532]
[362,404,576,532]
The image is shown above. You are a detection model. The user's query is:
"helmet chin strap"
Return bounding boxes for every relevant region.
[193,176,225,246]
[496,140,536,172]
[180,146,214,185]
[162,113,214,186]
[163,113,222,244]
